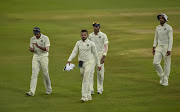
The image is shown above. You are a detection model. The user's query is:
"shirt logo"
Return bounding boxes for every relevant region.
[41,40,43,42]
[164,28,166,30]
[99,36,101,38]
[87,44,89,47]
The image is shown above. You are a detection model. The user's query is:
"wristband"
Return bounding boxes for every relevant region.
[103,52,107,56]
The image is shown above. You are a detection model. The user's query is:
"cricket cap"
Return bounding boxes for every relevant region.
[93,22,100,27]
[157,13,169,22]
[33,27,41,34]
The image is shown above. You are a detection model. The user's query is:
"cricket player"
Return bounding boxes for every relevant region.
[153,13,173,86]
[67,30,101,102]
[26,27,52,96]
[89,22,109,94]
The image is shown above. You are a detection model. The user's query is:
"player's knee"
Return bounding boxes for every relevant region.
[153,62,160,67]
[42,67,48,72]
[31,75,38,79]
[82,78,88,83]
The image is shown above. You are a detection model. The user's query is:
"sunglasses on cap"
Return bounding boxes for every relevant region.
[93,21,99,24]
[93,22,100,26]
[33,29,40,32]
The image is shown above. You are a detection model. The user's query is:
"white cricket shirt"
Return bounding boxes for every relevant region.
[89,31,109,53]
[153,23,173,51]
[30,34,50,56]
[68,39,100,66]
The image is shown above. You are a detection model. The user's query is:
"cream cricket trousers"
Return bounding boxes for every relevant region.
[153,45,171,80]
[80,60,93,99]
[90,53,104,92]
[30,55,52,95]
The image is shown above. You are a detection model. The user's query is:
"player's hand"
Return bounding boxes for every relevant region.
[97,66,101,71]
[152,47,155,56]
[100,55,106,64]
[67,61,71,65]
[33,43,39,48]
[29,47,34,52]
[167,51,171,56]
[152,50,155,55]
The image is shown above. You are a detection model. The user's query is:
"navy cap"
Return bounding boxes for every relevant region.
[33,27,41,34]
[93,22,100,27]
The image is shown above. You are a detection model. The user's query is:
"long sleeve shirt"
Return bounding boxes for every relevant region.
[153,23,173,51]
[89,31,109,54]
[68,39,101,66]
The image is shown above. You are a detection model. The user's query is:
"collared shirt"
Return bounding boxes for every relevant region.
[30,34,50,56]
[89,31,109,53]
[153,23,173,51]
[68,39,100,66]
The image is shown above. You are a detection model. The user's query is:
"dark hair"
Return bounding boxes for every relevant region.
[81,29,88,34]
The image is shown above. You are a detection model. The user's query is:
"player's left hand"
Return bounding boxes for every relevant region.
[97,66,101,71]
[67,61,71,65]
[29,47,34,52]
[101,55,106,64]
[167,51,171,56]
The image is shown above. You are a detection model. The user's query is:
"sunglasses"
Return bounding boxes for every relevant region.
[93,21,100,25]
[33,29,40,32]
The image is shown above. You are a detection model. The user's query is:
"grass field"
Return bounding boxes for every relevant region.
[0,0,180,112]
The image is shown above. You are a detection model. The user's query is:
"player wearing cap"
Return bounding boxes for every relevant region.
[67,30,101,102]
[152,13,173,86]
[89,22,109,94]
[26,27,52,96]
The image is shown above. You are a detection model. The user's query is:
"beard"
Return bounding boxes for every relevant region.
[82,37,87,41]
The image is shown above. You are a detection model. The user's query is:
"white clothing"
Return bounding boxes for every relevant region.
[29,34,52,95]
[153,23,173,51]
[89,31,109,92]
[67,39,101,99]
[68,39,100,67]
[153,23,173,85]
[30,34,50,56]
[63,63,75,71]
[89,31,109,54]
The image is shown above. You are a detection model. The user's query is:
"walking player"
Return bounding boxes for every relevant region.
[153,13,173,86]
[89,22,109,94]
[67,30,101,102]
[26,27,52,96]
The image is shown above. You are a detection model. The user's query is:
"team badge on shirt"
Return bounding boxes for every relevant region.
[99,36,101,38]
[164,28,166,30]
[87,44,89,47]
[41,40,43,42]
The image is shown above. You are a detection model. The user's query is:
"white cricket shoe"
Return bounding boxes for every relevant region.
[159,77,164,84]
[46,91,52,95]
[97,91,102,94]
[162,80,168,86]
[88,97,92,100]
[162,76,169,86]
[87,95,92,100]
[26,91,34,96]
[81,97,88,102]
[91,91,94,95]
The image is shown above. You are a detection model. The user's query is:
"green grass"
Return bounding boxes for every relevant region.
[0,0,180,112]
